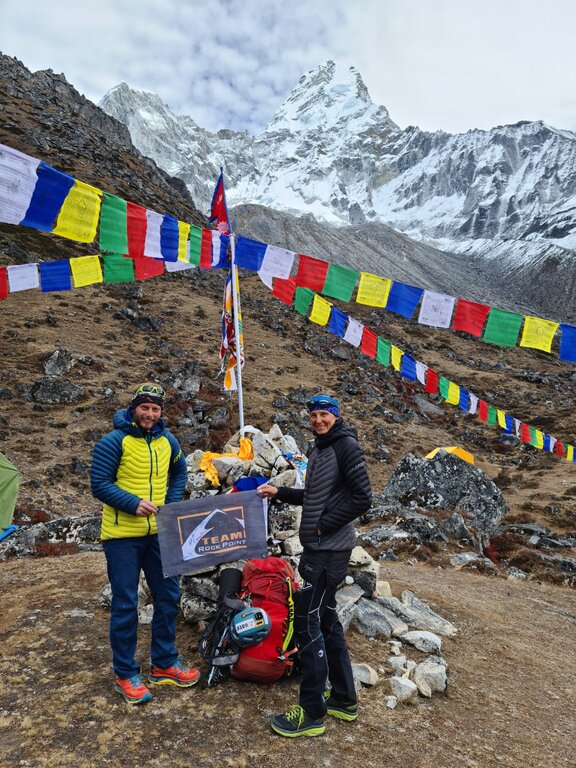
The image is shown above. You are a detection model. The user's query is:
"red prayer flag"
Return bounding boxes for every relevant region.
[127,202,147,258]
[272,276,296,305]
[452,298,491,337]
[478,400,489,422]
[424,368,439,394]
[199,229,216,268]
[0,267,7,299]
[134,257,164,281]
[554,440,566,457]
[361,327,378,358]
[520,423,532,443]
[295,254,329,291]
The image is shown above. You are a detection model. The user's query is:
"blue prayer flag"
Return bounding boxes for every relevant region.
[160,214,179,262]
[234,237,266,271]
[20,162,75,232]
[543,434,551,452]
[458,388,470,412]
[400,353,417,380]
[386,282,424,318]
[39,260,72,292]
[328,306,348,338]
[559,324,576,363]
[504,413,514,433]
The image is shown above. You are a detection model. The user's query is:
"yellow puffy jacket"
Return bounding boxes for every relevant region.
[90,408,187,540]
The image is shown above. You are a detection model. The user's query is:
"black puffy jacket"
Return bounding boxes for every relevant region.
[276,418,372,552]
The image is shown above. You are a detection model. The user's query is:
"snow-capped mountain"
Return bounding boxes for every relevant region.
[100,60,576,268]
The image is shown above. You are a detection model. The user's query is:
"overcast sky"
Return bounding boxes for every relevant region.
[1,0,575,136]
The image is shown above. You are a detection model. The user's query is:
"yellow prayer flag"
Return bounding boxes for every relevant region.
[533,429,544,449]
[309,294,332,326]
[52,180,102,243]
[356,272,391,307]
[566,445,574,462]
[70,254,103,288]
[391,345,403,371]
[519,316,559,353]
[177,220,191,262]
[497,409,508,429]
[447,382,460,405]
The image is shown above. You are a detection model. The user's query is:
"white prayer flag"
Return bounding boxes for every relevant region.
[513,418,521,437]
[165,260,195,272]
[415,361,428,385]
[343,318,364,347]
[258,245,295,288]
[0,144,39,225]
[418,290,456,328]
[468,393,479,415]
[144,209,163,258]
[7,263,39,292]
[548,436,557,453]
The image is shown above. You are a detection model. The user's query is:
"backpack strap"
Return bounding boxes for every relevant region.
[280,576,296,658]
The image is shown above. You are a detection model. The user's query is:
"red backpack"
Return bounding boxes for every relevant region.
[231,557,299,684]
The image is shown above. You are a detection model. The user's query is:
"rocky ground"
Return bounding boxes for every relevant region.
[1,553,575,768]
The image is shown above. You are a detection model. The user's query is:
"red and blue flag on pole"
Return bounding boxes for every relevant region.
[209,170,231,235]
[210,170,244,391]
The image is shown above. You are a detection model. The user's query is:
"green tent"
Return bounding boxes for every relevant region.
[0,452,20,532]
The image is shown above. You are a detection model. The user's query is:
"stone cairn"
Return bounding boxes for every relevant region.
[174,423,456,706]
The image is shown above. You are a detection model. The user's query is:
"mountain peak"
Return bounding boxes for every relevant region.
[266,59,396,133]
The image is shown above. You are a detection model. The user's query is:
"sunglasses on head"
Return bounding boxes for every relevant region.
[134,384,166,398]
[307,395,339,411]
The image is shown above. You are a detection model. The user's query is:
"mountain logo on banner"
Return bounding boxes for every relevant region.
[156,491,268,576]
[181,506,246,561]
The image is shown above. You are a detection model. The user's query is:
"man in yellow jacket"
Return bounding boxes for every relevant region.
[91,383,200,704]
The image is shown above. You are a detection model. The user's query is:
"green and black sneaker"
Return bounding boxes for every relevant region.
[270,704,325,738]
[324,691,358,722]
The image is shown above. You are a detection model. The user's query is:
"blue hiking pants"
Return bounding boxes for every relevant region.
[296,549,357,720]
[102,535,180,678]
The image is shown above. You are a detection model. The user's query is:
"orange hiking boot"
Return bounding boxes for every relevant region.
[148,658,201,687]
[114,674,153,704]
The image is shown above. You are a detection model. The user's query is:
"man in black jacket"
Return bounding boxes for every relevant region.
[258,394,372,737]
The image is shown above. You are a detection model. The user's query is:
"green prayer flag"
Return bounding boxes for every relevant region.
[529,426,537,446]
[294,287,314,316]
[103,253,135,284]
[439,376,450,400]
[99,193,128,254]
[482,308,523,347]
[322,263,358,302]
[376,337,391,366]
[487,405,497,425]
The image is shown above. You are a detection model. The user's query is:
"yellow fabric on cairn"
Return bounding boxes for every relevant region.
[200,437,254,486]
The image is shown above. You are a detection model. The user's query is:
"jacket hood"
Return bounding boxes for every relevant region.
[112,406,167,438]
[314,418,358,449]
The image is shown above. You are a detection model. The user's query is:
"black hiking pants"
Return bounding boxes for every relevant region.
[295,549,357,720]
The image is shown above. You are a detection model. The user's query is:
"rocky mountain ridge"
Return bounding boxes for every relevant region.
[100,60,576,266]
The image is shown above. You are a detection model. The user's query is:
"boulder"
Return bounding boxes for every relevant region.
[413,657,448,698]
[400,630,442,653]
[43,348,73,376]
[348,546,379,597]
[352,663,379,687]
[378,591,457,636]
[388,676,418,703]
[379,452,508,538]
[31,377,84,404]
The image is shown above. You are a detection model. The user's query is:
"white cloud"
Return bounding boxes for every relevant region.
[1,0,575,135]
